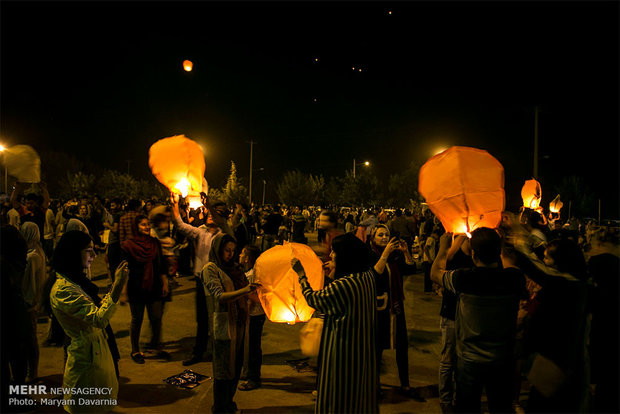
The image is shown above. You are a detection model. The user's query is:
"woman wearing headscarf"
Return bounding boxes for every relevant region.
[512,232,591,413]
[202,233,260,413]
[121,214,170,364]
[20,222,47,382]
[291,232,378,413]
[369,224,424,401]
[1,226,32,410]
[46,231,128,413]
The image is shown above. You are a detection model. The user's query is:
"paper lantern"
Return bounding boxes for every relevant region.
[549,194,563,214]
[148,135,205,199]
[254,242,324,324]
[4,145,41,183]
[418,146,505,235]
[183,60,193,72]
[521,178,542,209]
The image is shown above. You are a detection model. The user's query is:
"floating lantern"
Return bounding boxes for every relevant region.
[549,194,563,214]
[521,178,542,209]
[149,135,205,201]
[4,145,41,183]
[183,60,193,72]
[418,146,505,235]
[254,243,324,324]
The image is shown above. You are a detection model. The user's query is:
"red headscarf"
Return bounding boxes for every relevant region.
[122,216,159,291]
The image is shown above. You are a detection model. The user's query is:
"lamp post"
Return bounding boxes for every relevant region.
[262,180,266,206]
[352,159,370,178]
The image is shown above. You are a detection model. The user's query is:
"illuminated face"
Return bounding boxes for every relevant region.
[81,241,96,270]
[374,228,390,247]
[145,201,153,211]
[543,249,554,267]
[110,202,118,212]
[79,205,88,216]
[221,241,236,263]
[138,218,151,236]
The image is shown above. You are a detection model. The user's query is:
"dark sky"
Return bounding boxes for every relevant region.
[1,1,618,213]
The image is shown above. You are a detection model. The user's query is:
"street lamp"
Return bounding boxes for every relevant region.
[0,144,7,194]
[262,180,266,206]
[352,159,370,178]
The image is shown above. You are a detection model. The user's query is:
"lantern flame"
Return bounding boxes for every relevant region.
[174,177,191,198]
[549,194,563,213]
[187,195,202,209]
[183,60,193,72]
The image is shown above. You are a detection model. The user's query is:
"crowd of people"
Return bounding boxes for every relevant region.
[1,181,618,414]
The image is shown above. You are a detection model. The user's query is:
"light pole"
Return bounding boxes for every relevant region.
[352,159,370,178]
[262,180,266,206]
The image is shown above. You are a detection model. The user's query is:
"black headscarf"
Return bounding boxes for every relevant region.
[332,232,373,279]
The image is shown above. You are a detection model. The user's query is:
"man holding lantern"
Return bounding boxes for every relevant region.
[431,229,526,413]
[171,192,234,366]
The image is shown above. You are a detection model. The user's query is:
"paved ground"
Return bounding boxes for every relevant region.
[30,232,446,413]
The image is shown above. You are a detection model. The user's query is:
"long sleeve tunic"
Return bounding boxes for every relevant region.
[300,271,378,413]
[50,274,119,413]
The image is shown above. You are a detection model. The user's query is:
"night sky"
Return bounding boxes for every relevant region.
[1,1,618,213]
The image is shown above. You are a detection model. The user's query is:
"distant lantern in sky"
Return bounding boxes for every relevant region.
[314,57,319,63]
[419,146,505,236]
[352,66,356,71]
[183,60,193,72]
[313,98,317,102]
[254,243,324,324]
[358,68,362,72]
[521,178,542,209]
[388,10,392,15]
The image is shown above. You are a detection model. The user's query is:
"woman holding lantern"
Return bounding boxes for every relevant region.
[369,224,425,402]
[202,233,260,414]
[291,233,378,413]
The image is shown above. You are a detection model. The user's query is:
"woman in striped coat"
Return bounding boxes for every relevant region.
[291,232,378,413]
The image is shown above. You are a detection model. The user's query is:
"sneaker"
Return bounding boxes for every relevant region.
[131,352,145,364]
[238,380,261,391]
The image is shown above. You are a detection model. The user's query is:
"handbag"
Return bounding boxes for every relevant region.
[300,317,323,357]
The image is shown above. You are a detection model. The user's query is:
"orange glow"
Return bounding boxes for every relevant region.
[549,194,563,213]
[254,243,324,324]
[388,10,392,15]
[521,179,542,209]
[187,195,202,209]
[358,68,362,72]
[419,146,505,234]
[183,60,193,72]
[352,67,356,70]
[149,135,205,200]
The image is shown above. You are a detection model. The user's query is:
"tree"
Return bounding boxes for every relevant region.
[96,170,139,200]
[62,171,95,199]
[554,175,596,219]
[222,161,248,206]
[340,170,380,207]
[277,170,315,206]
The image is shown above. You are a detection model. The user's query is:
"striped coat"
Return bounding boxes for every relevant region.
[300,271,378,413]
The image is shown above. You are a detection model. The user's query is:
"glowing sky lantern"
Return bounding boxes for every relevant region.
[253,243,324,324]
[521,178,542,209]
[148,135,205,200]
[549,194,564,214]
[183,60,193,72]
[418,146,505,235]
